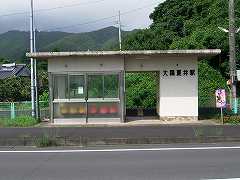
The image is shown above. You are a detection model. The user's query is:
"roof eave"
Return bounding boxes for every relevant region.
[26,49,221,59]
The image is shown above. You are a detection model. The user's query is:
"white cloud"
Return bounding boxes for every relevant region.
[0,0,164,33]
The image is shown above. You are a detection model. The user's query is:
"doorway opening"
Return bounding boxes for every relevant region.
[125,72,159,121]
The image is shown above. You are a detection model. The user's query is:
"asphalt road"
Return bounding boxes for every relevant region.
[0,144,240,180]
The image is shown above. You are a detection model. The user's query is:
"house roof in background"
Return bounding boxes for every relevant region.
[0,63,30,79]
[26,49,221,59]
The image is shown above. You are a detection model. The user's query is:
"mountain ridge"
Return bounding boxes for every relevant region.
[0,26,132,62]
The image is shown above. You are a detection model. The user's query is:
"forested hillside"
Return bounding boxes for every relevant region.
[124,0,240,77]
[123,0,238,107]
[0,26,130,61]
[0,0,237,107]
[0,31,69,61]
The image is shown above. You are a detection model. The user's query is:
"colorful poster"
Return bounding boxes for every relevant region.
[215,89,226,108]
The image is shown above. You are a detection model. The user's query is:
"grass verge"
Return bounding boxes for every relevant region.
[0,116,38,127]
[35,135,58,147]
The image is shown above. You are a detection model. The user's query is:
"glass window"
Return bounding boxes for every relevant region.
[88,102,120,118]
[104,74,119,98]
[53,73,120,100]
[54,102,86,118]
[53,75,68,99]
[88,75,103,98]
[69,75,85,99]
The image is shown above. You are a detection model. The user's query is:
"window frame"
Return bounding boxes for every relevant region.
[52,72,121,102]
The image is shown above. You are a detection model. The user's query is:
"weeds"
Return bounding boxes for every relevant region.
[225,115,240,125]
[0,116,38,127]
[35,135,58,147]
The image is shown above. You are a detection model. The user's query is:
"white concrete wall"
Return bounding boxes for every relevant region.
[48,55,124,72]
[49,54,198,119]
[125,55,198,118]
[158,56,198,117]
[125,55,163,71]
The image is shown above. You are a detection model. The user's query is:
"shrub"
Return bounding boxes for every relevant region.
[35,135,58,147]
[39,90,49,102]
[225,115,240,125]
[198,61,228,107]
[0,77,31,102]
[3,116,38,127]
[0,119,5,127]
[126,72,158,108]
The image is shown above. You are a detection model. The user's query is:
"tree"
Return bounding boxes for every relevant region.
[0,58,10,64]
[126,72,158,108]
[123,0,240,76]
[198,61,228,107]
[0,77,31,102]
[122,0,237,108]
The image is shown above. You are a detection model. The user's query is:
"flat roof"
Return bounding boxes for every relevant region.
[26,49,221,59]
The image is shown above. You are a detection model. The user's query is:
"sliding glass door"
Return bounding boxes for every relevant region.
[52,73,121,123]
[53,74,87,121]
[87,74,121,121]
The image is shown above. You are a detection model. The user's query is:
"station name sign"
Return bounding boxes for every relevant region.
[161,69,196,77]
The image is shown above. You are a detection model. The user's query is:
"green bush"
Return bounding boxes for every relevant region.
[0,119,5,127]
[225,116,240,125]
[198,61,228,107]
[39,90,49,102]
[35,135,58,147]
[2,116,38,127]
[126,72,158,108]
[0,77,31,102]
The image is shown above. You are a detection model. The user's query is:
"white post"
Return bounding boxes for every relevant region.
[33,28,39,119]
[30,0,36,118]
[118,11,122,51]
[221,107,224,124]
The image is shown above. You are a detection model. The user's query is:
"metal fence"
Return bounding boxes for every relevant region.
[1,97,238,120]
[0,101,49,119]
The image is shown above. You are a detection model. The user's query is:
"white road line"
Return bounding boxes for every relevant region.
[0,146,240,153]
[204,179,240,180]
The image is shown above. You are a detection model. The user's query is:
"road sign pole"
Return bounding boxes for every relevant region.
[221,107,224,124]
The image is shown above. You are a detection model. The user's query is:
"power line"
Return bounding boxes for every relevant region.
[42,1,160,31]
[0,0,106,18]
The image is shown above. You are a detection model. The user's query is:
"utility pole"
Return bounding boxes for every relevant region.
[33,28,39,119]
[218,0,239,114]
[229,0,238,114]
[118,11,122,51]
[30,0,36,118]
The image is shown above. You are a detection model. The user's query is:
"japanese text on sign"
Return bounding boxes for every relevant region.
[162,69,196,77]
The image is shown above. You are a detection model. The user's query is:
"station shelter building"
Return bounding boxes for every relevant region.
[27,49,221,124]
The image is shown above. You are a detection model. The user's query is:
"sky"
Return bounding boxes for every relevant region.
[0,0,164,34]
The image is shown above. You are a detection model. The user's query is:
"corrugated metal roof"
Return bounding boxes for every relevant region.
[0,64,30,79]
[26,49,221,59]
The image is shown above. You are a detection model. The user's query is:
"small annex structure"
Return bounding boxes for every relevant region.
[27,49,221,124]
[0,63,31,79]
